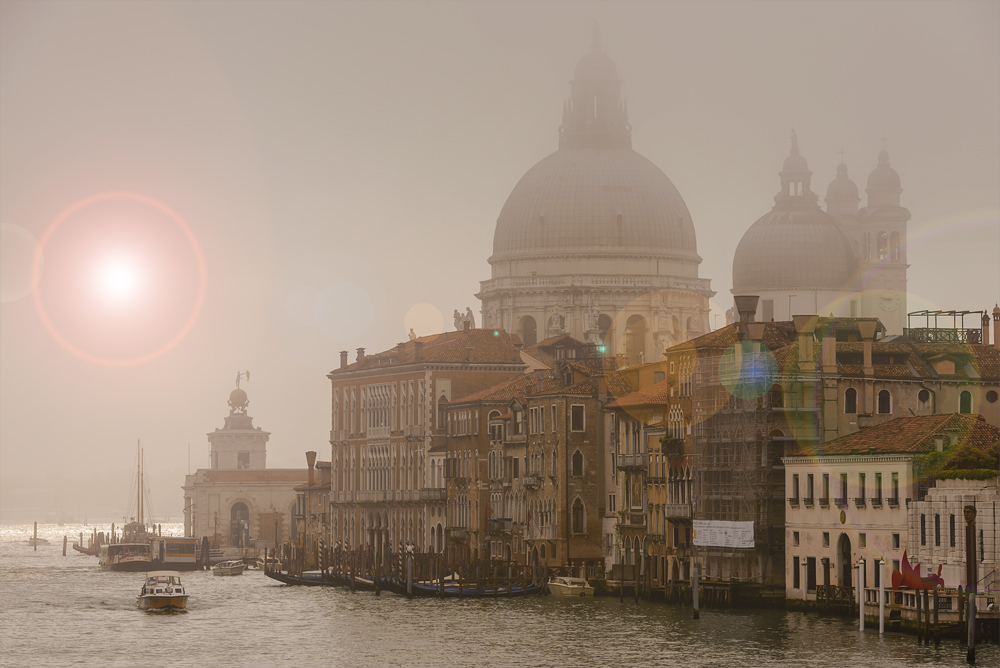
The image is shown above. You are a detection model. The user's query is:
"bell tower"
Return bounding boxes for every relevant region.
[207,371,269,470]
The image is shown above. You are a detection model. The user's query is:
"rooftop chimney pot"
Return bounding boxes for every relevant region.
[339,350,348,369]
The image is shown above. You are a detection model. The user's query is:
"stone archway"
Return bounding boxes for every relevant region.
[229,501,251,547]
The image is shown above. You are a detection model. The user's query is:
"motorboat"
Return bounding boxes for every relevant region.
[547,576,594,597]
[137,571,189,610]
[212,560,247,576]
[100,542,153,571]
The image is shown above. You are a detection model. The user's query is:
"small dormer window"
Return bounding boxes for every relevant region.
[565,371,574,386]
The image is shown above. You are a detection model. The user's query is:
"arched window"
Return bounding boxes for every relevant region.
[572,450,583,476]
[572,498,585,534]
[960,391,972,414]
[878,390,891,414]
[890,232,901,261]
[844,388,857,414]
[597,314,613,347]
[769,385,784,409]
[877,232,888,260]
[519,316,537,347]
[625,315,647,363]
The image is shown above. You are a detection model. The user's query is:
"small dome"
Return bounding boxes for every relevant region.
[733,208,858,292]
[827,163,859,202]
[229,388,248,409]
[782,130,809,173]
[574,48,618,81]
[866,149,901,194]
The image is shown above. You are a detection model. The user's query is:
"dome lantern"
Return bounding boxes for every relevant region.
[775,130,818,207]
[866,147,902,208]
[826,161,860,217]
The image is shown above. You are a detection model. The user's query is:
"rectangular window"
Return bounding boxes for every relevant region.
[792,474,800,501]
[237,452,250,469]
[859,473,866,500]
[570,405,585,432]
[934,514,940,547]
[807,557,816,591]
[892,533,899,549]
[793,531,799,546]
[609,494,615,513]
[874,564,881,588]
[822,473,830,501]
[891,472,899,501]
[822,532,830,547]
[859,533,867,548]
[840,474,848,503]
[793,557,800,589]
[920,515,926,546]
[950,515,956,548]
[551,405,557,433]
[892,559,900,573]
[874,473,882,501]
[806,473,814,501]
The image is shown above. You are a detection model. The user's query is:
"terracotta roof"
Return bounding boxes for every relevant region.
[294,480,331,492]
[790,414,999,457]
[663,322,794,357]
[330,328,524,374]
[605,379,673,409]
[451,373,559,404]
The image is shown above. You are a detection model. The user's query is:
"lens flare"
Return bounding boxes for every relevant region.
[94,255,144,304]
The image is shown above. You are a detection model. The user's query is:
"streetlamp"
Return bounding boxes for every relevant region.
[787,294,797,321]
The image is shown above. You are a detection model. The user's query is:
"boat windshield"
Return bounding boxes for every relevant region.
[146,576,178,586]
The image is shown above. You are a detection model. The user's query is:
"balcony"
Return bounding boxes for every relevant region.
[617,453,648,470]
[487,518,512,535]
[522,474,542,489]
[818,497,830,508]
[870,497,883,508]
[803,497,814,507]
[834,498,849,509]
[419,488,446,501]
[887,497,899,508]
[663,503,691,520]
[648,476,665,486]
[618,512,646,528]
[788,497,800,507]
[446,527,468,542]
[854,497,866,508]
[403,425,423,438]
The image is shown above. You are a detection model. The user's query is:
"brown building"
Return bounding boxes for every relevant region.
[293,451,331,568]
[327,326,525,562]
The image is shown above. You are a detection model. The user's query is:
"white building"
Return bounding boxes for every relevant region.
[183,383,308,547]
[478,29,714,362]
[782,412,998,601]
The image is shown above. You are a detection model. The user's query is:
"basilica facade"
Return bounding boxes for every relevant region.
[732,133,910,334]
[477,30,714,363]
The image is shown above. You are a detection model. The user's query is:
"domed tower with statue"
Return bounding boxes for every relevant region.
[207,370,269,470]
[477,27,714,362]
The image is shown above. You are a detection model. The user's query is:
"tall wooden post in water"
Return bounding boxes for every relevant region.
[692,563,700,619]
[33,521,37,551]
[964,504,977,665]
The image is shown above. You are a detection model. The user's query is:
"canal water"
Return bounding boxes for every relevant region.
[2,523,996,668]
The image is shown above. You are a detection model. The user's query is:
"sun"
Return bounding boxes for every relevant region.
[94,255,144,304]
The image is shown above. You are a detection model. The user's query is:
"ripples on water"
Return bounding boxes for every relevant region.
[2,524,996,667]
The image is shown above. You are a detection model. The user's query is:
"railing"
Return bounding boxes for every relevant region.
[870,497,883,508]
[854,497,867,508]
[803,497,814,506]
[663,503,691,520]
[419,488,446,501]
[368,426,390,440]
[887,497,899,507]
[446,527,468,542]
[788,497,800,507]
[818,497,830,507]
[619,512,646,528]
[487,518,512,534]
[522,474,541,489]
[617,453,648,470]
[834,498,849,508]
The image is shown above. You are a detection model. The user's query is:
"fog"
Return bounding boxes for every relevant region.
[1,1,997,522]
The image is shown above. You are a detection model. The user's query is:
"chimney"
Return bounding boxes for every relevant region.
[340,350,348,369]
[463,319,471,332]
[792,315,816,371]
[414,341,423,361]
[822,324,837,374]
[747,322,766,341]
[306,451,317,485]
[993,304,1000,350]
[733,295,759,336]
[858,321,877,377]
[466,346,474,362]
[396,342,406,361]
[534,368,545,392]
[356,347,366,364]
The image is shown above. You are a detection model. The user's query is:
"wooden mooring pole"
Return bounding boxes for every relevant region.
[33,521,37,551]
[62,535,67,556]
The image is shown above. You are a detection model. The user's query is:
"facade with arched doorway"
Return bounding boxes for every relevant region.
[182,381,308,549]
[477,31,713,362]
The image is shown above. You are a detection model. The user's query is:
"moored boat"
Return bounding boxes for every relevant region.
[137,571,189,610]
[547,576,594,597]
[212,560,247,576]
[100,542,153,571]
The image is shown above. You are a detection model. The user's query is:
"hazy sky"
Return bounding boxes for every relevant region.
[2,1,998,519]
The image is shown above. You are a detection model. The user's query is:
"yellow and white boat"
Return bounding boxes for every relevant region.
[137,571,189,610]
[547,576,595,597]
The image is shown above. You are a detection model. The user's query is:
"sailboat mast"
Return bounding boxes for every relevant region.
[138,440,143,526]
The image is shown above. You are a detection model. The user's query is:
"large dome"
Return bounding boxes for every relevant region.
[490,146,699,262]
[733,207,857,291]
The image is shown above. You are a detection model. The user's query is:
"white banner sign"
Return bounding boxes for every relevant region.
[692,520,755,549]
